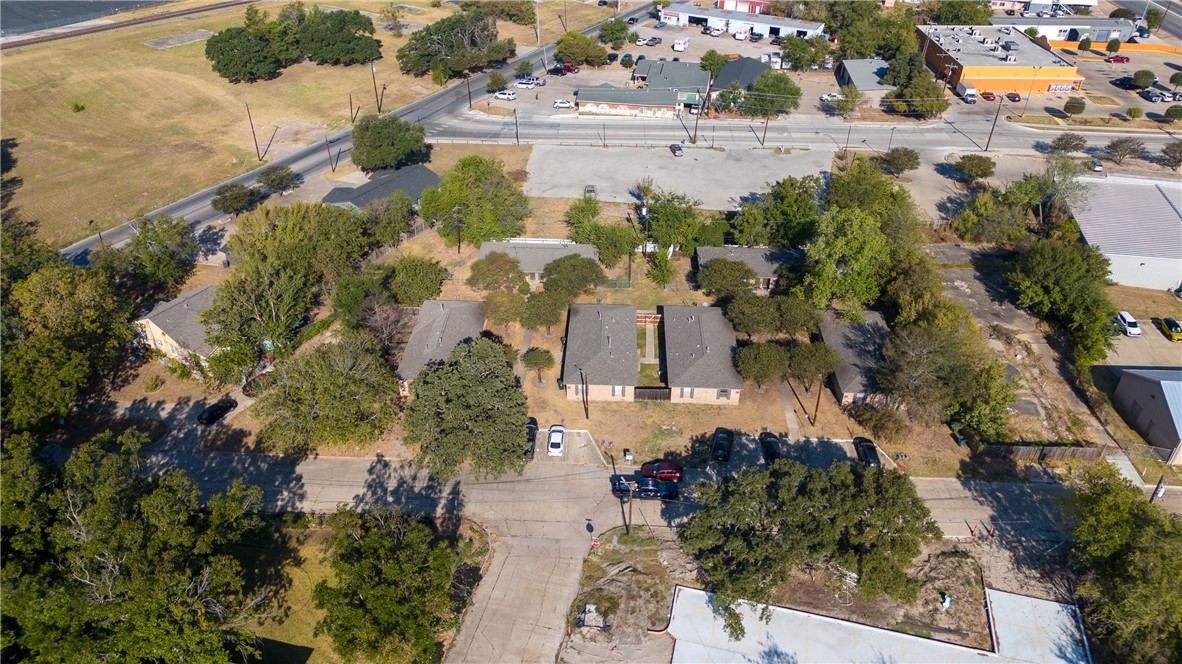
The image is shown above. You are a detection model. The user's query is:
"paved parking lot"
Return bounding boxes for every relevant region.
[1072,47,1182,117]
[524,144,835,209]
[1107,322,1182,369]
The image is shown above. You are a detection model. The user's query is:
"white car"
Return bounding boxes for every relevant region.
[547,424,566,456]
[493,90,517,101]
[820,93,845,102]
[636,37,649,46]
[732,31,748,41]
[707,27,723,36]
[553,99,576,109]
[1118,311,1142,337]
[523,76,546,86]
[1092,160,1103,172]
[515,80,536,89]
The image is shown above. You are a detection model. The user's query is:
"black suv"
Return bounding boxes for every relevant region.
[197,397,237,425]
[711,427,734,463]
[614,477,678,500]
[759,432,782,464]
[525,417,538,459]
[853,437,881,467]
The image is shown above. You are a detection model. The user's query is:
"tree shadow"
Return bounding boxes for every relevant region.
[1,137,21,213]
[256,638,314,664]
[196,224,229,261]
[1030,140,1055,155]
[933,161,966,182]
[935,192,970,221]
[351,453,464,533]
[232,514,305,634]
[785,437,855,469]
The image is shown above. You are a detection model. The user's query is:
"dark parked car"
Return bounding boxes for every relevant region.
[198,397,237,425]
[748,32,763,42]
[1005,92,1021,102]
[525,417,538,459]
[770,36,784,46]
[642,461,684,482]
[669,143,683,157]
[606,52,619,64]
[711,427,734,463]
[1113,76,1138,89]
[627,16,638,25]
[647,36,662,45]
[614,477,678,500]
[853,437,881,467]
[759,432,782,464]
[548,66,567,76]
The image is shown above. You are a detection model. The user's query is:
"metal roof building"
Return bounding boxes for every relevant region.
[1073,178,1182,291]
[659,3,825,38]
[666,585,1091,663]
[1115,369,1182,465]
[835,58,897,92]
[990,16,1136,41]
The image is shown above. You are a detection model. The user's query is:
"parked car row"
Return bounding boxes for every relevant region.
[1117,312,1182,341]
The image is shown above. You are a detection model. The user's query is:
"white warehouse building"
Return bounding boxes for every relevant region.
[659,3,825,39]
[1073,178,1182,292]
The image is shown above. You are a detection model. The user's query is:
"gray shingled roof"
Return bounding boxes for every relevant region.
[713,57,769,90]
[662,306,744,390]
[477,240,598,274]
[835,59,896,92]
[398,300,485,381]
[562,304,638,387]
[1074,179,1182,261]
[634,60,712,92]
[818,311,888,397]
[139,286,217,357]
[696,246,803,280]
[323,164,440,208]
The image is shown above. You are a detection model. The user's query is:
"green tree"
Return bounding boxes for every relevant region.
[556,31,608,66]
[741,70,802,118]
[1104,136,1145,164]
[776,295,819,335]
[313,506,457,663]
[298,8,381,65]
[944,359,1017,439]
[1063,96,1087,116]
[379,2,404,34]
[1171,72,1182,90]
[931,0,992,24]
[467,251,527,293]
[205,26,282,82]
[486,71,508,92]
[1127,106,1144,119]
[1145,7,1165,30]
[712,81,744,113]
[484,291,526,331]
[1025,26,1040,38]
[698,259,757,299]
[727,294,781,338]
[785,341,838,392]
[829,84,867,117]
[405,337,528,479]
[127,214,198,293]
[461,0,536,24]
[954,154,996,183]
[881,147,920,175]
[733,175,823,247]
[254,18,303,66]
[646,189,702,250]
[646,252,675,288]
[951,189,1027,243]
[421,155,529,250]
[514,59,534,78]
[1078,37,1092,51]
[564,194,600,228]
[257,164,297,194]
[1049,132,1087,154]
[0,216,65,298]
[542,255,606,299]
[1161,140,1182,170]
[1066,465,1182,663]
[1166,105,1182,122]
[387,255,447,306]
[211,183,262,215]
[1105,38,1121,55]
[886,75,949,118]
[350,114,428,172]
[598,18,630,43]
[359,189,417,247]
[1109,8,1136,19]
[256,334,400,454]
[1008,239,1115,364]
[1132,69,1156,89]
[2,335,91,431]
[1,429,268,660]
[779,35,829,71]
[522,347,555,385]
[396,10,515,78]
[570,222,642,269]
[797,209,891,310]
[700,49,729,78]
[882,51,926,87]
[736,342,790,388]
[522,289,567,334]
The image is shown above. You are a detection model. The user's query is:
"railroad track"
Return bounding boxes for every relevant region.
[0,0,254,50]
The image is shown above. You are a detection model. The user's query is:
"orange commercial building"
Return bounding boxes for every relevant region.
[917,25,1083,96]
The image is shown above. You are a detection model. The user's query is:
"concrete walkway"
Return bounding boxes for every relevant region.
[777,381,803,441]
[642,323,658,364]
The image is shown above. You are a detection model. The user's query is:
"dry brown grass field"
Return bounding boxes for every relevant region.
[1,0,611,247]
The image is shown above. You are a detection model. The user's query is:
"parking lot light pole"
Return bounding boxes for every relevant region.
[888,126,896,151]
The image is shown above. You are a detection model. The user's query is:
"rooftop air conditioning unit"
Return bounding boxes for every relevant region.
[1005,54,1018,62]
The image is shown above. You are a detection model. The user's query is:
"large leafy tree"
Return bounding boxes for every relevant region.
[785,341,839,392]
[931,0,992,24]
[778,35,829,71]
[205,26,282,83]
[646,189,701,251]
[556,31,608,66]
[570,222,643,270]
[396,10,515,78]
[298,8,381,65]
[541,255,606,299]
[313,506,457,663]
[211,183,262,215]
[797,208,891,310]
[461,0,535,25]
[698,259,756,300]
[420,156,529,251]
[741,70,802,118]
[700,49,729,78]
[467,251,527,293]
[254,334,400,455]
[727,294,781,338]
[127,214,198,293]
[387,255,448,307]
[405,338,528,480]
[736,342,789,388]
[350,114,429,172]
[680,459,939,640]
[1,430,268,660]
[886,75,949,118]
[1067,465,1182,662]
[732,175,823,248]
[522,289,568,334]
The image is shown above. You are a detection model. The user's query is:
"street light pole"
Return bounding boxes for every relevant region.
[887,126,896,151]
[984,98,1004,151]
[844,122,852,150]
[371,62,382,113]
[1021,66,1042,117]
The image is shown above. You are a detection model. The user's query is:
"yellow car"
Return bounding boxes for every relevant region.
[1159,317,1182,342]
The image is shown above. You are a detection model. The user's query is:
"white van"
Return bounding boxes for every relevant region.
[672,38,689,51]
[733,30,748,40]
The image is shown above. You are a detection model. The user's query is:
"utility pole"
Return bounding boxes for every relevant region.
[693,79,712,144]
[465,75,473,109]
[535,0,542,45]
[348,93,361,124]
[449,205,465,254]
[514,108,521,145]
[245,102,262,161]
[371,63,387,113]
[844,122,852,150]
[887,126,896,151]
[984,98,1003,152]
[323,134,339,172]
[761,114,770,146]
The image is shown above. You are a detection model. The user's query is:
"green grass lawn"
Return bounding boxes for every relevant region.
[638,363,663,387]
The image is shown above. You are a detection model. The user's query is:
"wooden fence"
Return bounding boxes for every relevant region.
[981,444,1103,462]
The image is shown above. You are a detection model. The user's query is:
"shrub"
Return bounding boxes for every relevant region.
[1078,37,1092,51]
[1166,105,1182,122]
[143,375,164,393]
[70,101,85,113]
[1063,97,1086,116]
[1127,106,1144,119]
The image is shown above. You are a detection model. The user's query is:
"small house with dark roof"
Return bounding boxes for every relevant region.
[577,61,711,117]
[713,57,770,91]
[1115,369,1182,465]
[696,246,802,292]
[322,164,440,210]
[562,304,639,402]
[662,305,744,404]
[818,311,888,406]
[398,300,485,388]
[135,286,218,365]
[477,239,599,289]
[834,58,896,103]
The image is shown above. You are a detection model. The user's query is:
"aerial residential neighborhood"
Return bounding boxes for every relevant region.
[1,0,1180,661]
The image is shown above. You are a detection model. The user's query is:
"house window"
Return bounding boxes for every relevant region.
[718,388,730,400]
[576,383,585,396]
[613,385,624,397]
[680,387,694,399]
